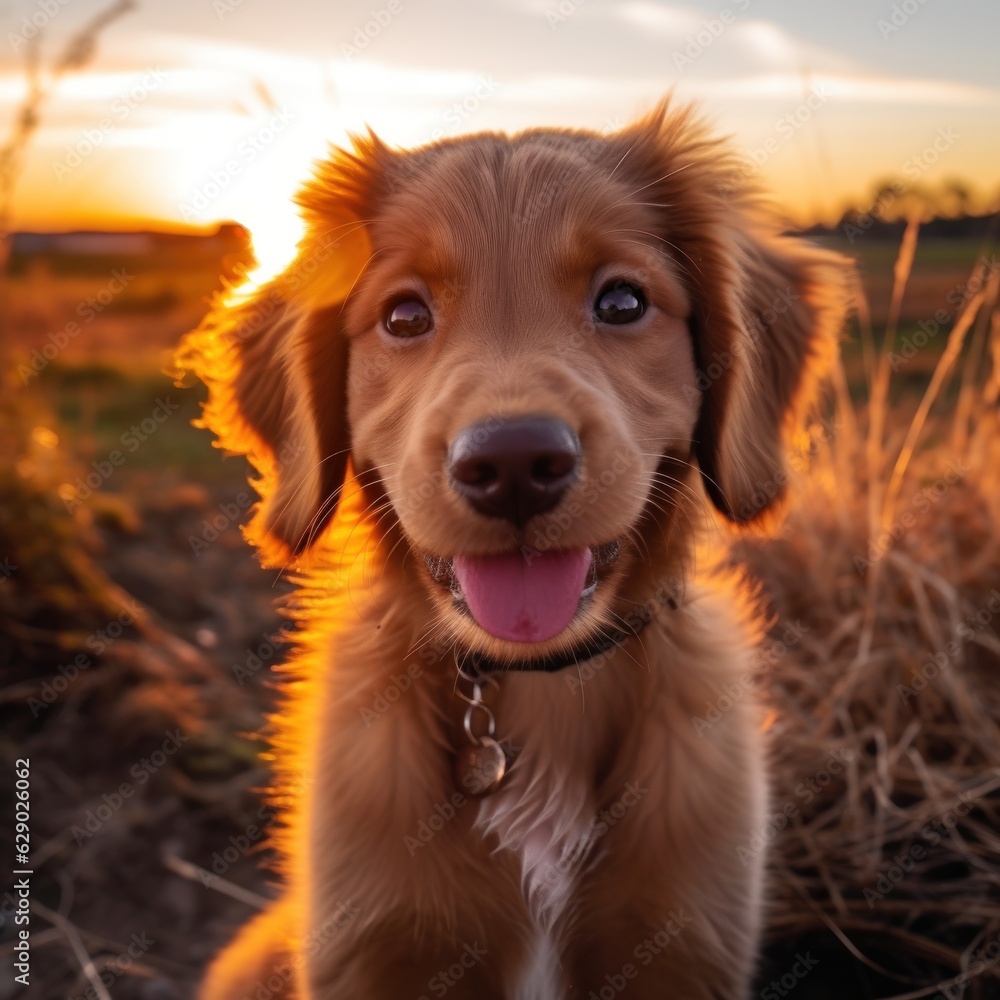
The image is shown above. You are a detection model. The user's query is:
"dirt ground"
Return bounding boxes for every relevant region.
[1,465,291,1000]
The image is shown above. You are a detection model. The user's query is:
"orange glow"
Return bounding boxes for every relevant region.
[6,31,999,238]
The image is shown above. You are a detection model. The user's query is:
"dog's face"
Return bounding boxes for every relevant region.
[343,137,699,651]
[180,102,846,660]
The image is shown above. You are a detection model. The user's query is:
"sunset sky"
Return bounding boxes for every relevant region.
[2,0,998,271]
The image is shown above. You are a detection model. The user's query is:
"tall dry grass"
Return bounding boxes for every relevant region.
[0,0,135,382]
[733,225,1000,996]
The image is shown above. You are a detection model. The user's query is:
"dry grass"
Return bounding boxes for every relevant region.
[730,224,1000,996]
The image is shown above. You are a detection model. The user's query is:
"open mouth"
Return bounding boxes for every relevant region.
[425,541,621,644]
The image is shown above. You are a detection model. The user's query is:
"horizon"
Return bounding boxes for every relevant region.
[9,200,999,240]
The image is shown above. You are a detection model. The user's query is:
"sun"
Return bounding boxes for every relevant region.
[238,204,307,290]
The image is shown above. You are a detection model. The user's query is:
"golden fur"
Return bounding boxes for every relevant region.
[179,99,848,999]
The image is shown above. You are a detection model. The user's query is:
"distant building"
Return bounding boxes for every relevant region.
[7,223,251,265]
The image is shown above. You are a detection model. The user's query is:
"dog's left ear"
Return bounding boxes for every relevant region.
[693,226,850,523]
[615,101,851,523]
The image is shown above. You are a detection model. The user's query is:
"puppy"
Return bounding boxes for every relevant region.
[181,99,847,999]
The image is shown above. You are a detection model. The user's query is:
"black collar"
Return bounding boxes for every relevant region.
[458,598,668,675]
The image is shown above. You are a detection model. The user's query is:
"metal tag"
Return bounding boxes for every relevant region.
[454,736,506,797]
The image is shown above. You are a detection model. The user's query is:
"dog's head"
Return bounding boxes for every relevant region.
[179,101,848,660]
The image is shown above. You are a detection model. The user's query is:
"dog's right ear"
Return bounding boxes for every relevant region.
[176,136,389,564]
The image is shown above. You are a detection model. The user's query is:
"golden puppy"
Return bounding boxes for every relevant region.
[180,99,847,999]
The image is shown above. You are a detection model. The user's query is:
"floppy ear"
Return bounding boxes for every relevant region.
[176,137,386,563]
[693,227,849,523]
[615,100,850,523]
[188,286,353,562]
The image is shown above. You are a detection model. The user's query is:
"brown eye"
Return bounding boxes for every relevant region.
[385,297,433,338]
[594,281,646,325]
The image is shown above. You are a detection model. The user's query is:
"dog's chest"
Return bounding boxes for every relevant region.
[449,670,635,995]
[474,761,594,1000]
[470,702,605,915]
[464,674,624,925]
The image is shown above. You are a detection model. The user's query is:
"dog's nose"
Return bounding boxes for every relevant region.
[448,416,582,526]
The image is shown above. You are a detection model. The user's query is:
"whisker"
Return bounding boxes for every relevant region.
[650,473,703,508]
[602,612,653,674]
[406,620,447,660]
[624,161,696,199]
[656,454,727,502]
[606,136,639,183]
[610,229,703,276]
[337,247,388,318]
[271,448,352,533]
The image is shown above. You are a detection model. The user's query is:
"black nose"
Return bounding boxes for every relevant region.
[448,416,582,526]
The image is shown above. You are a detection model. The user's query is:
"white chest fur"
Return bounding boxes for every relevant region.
[475,764,597,1000]
[469,669,619,1000]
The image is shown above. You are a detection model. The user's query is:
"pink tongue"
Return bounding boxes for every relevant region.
[452,548,592,643]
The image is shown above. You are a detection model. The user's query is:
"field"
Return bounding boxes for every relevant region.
[2,221,999,999]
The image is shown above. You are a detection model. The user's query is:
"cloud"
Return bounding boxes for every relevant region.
[732,19,852,73]
[681,71,1000,107]
[610,1,703,34]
